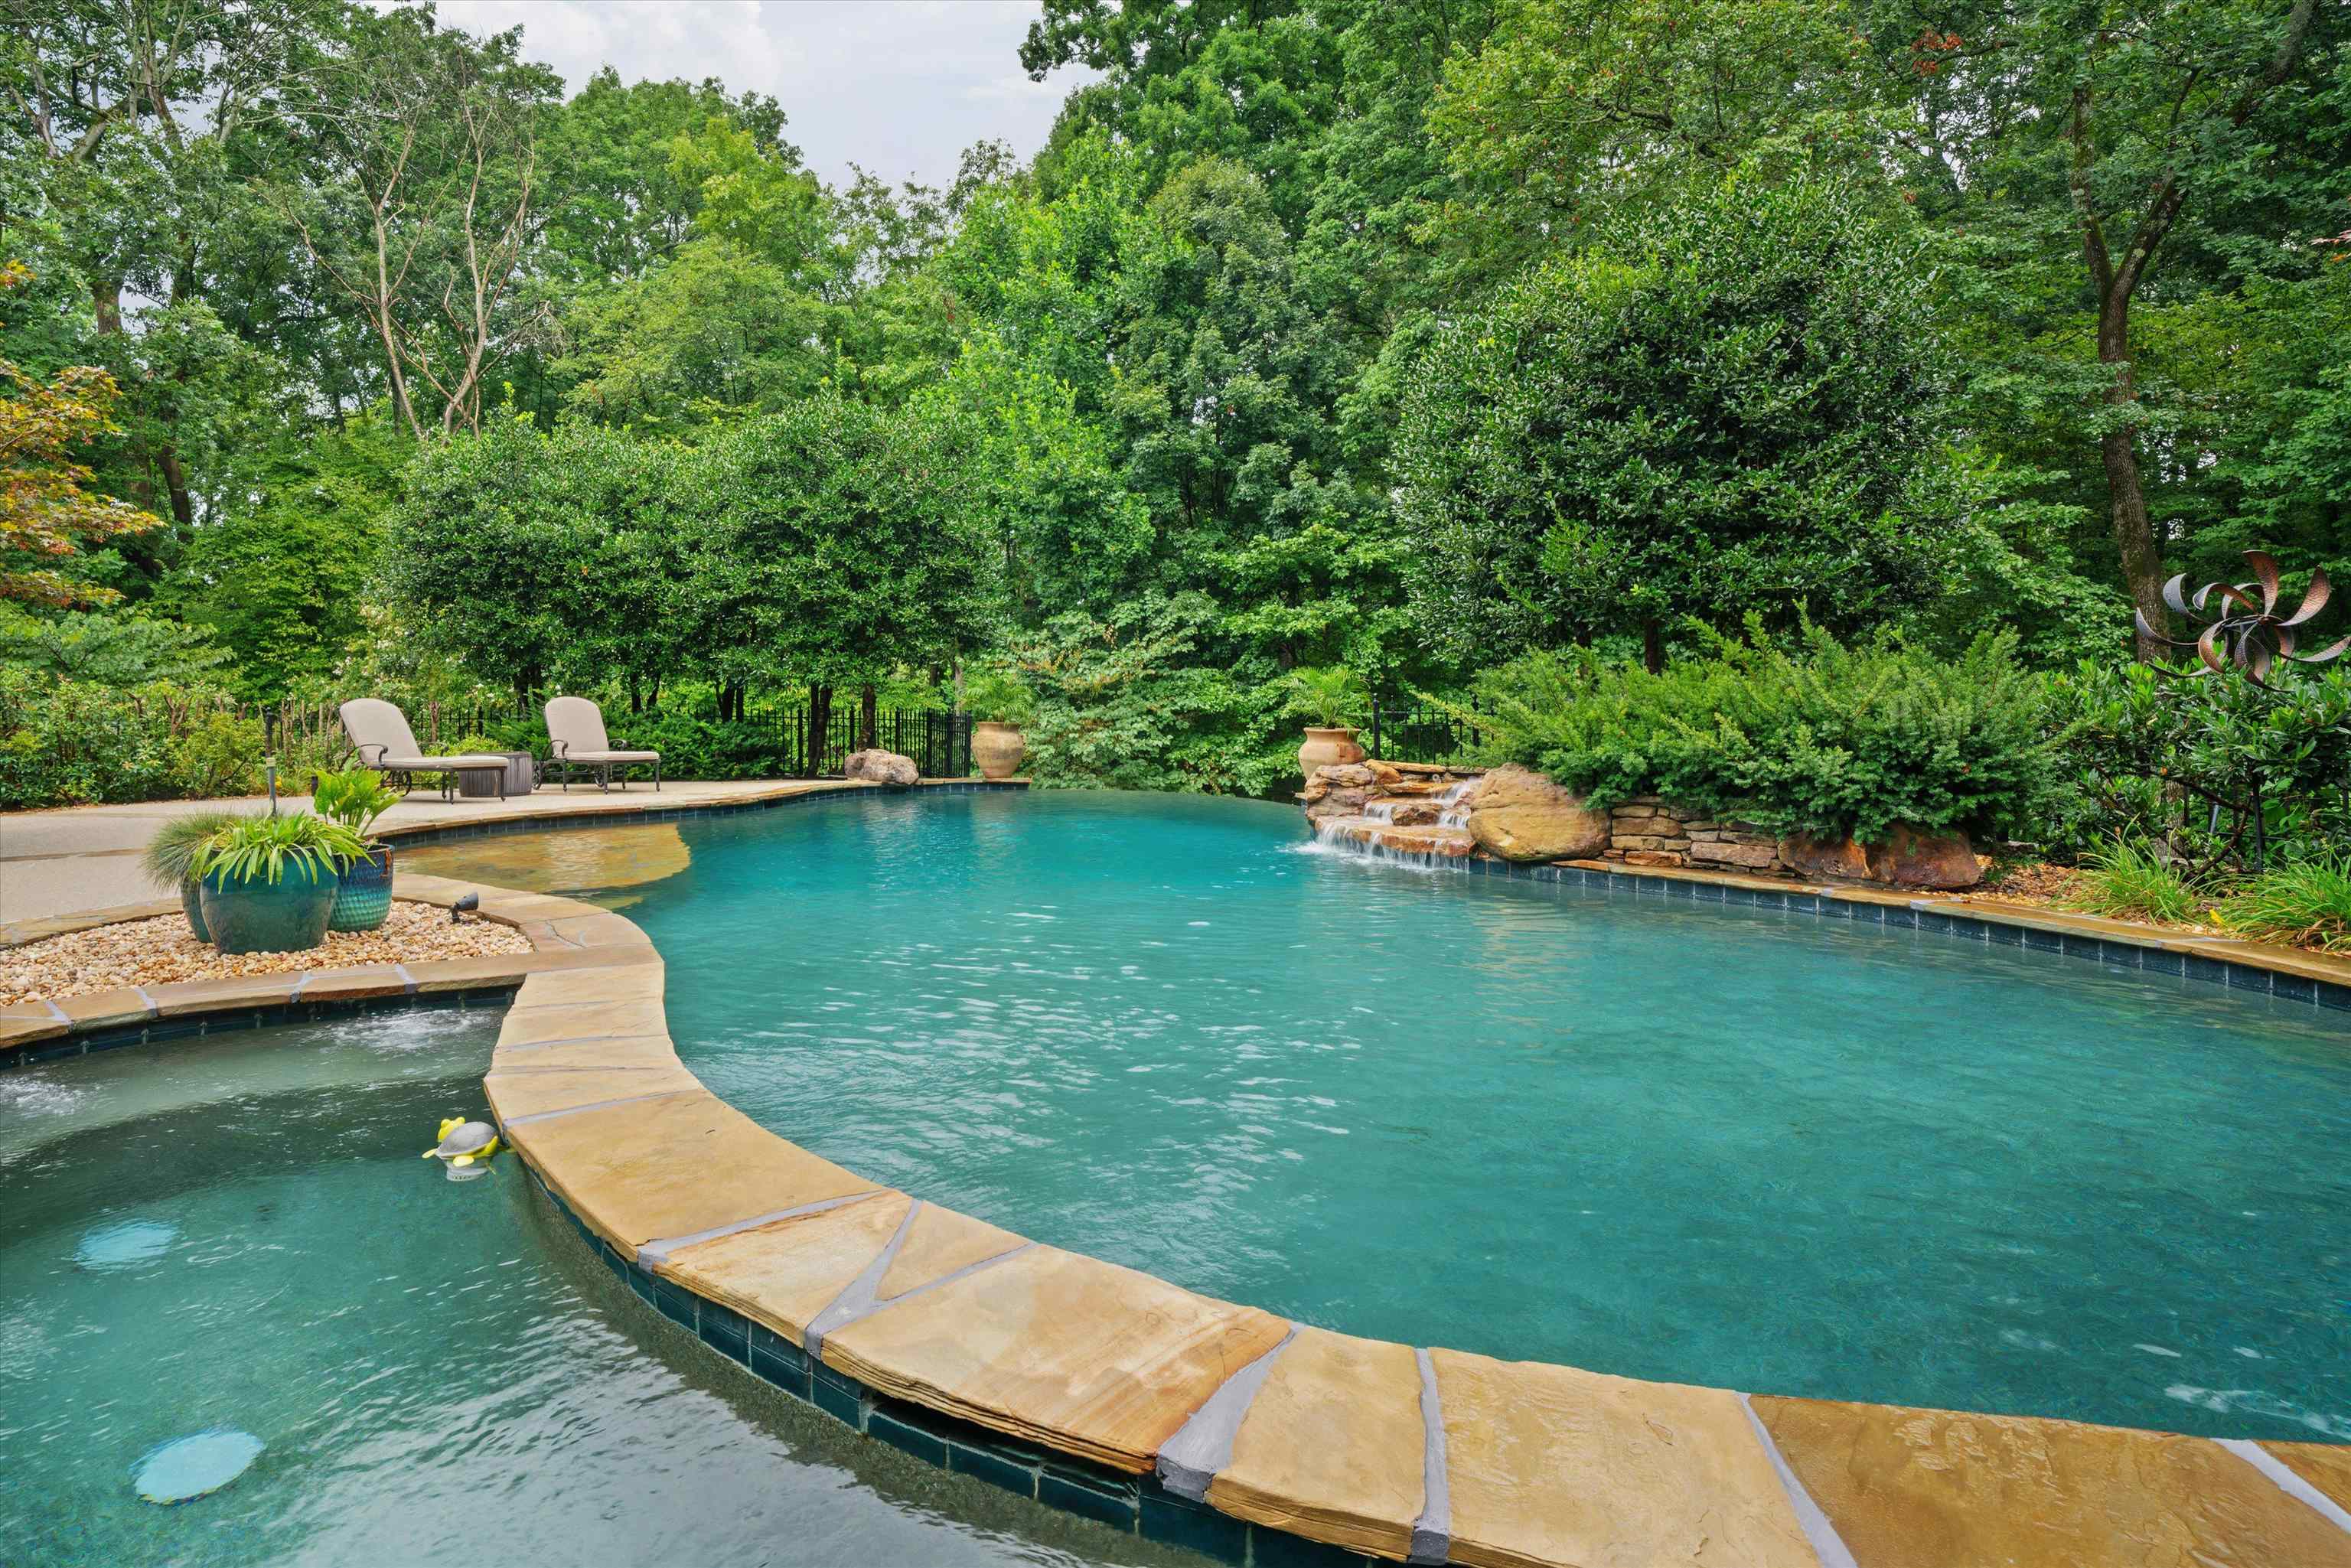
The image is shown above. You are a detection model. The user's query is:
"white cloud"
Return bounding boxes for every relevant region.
[410,0,1090,190]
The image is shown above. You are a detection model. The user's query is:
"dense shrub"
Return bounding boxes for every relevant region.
[2051,660,2351,872]
[1464,621,2059,843]
[1014,594,1291,795]
[0,669,261,808]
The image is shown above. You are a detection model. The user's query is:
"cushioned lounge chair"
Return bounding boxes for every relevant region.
[545,696,662,792]
[338,698,510,802]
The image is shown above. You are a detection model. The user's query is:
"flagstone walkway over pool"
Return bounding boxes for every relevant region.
[8,782,2351,1566]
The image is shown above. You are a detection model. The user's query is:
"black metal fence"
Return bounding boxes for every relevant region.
[1366,696,1482,767]
[753,706,975,779]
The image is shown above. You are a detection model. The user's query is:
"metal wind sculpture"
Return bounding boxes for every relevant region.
[2135,551,2351,683]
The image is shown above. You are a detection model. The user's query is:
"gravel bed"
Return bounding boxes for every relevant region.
[1,901,532,1004]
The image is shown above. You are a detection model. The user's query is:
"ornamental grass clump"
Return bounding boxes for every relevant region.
[2068,836,2205,925]
[188,812,368,886]
[1457,618,2060,845]
[2221,858,2351,952]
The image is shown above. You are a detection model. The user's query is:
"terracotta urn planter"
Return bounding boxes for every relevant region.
[971,721,1027,780]
[1298,727,1368,780]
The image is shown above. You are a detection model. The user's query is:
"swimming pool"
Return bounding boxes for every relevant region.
[600,789,2351,1442]
[0,1009,1195,1566]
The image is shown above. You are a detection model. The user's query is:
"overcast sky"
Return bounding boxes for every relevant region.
[422,1,1088,190]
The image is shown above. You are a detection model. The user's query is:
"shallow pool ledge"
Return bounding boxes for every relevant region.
[479,901,2351,1563]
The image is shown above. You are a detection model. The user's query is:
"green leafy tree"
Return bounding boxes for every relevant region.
[686,396,993,709]
[1395,171,1965,670]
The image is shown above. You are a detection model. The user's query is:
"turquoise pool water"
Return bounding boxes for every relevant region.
[0,1012,1192,1567]
[623,790,2351,1442]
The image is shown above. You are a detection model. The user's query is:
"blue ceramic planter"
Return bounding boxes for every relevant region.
[329,845,394,933]
[199,862,339,955]
[178,875,211,944]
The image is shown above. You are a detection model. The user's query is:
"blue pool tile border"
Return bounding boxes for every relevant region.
[514,1162,1381,1567]
[0,984,520,1071]
[1398,852,2351,1021]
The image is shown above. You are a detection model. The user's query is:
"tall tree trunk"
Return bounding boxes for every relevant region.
[808,683,833,776]
[2098,292,2168,662]
[155,446,194,528]
[860,684,879,749]
[1641,618,1664,674]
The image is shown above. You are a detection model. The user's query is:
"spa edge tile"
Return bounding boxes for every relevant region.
[869,1405,950,1468]
[1141,1486,1252,1563]
[1430,1351,1820,1568]
[2273,971,2318,1004]
[1752,1396,2351,1568]
[951,1441,1038,1498]
[1040,1470,1140,1531]
[653,1273,700,1332]
[820,1244,1293,1475]
[698,1299,750,1364]
[503,1090,876,1252]
[1201,1327,1426,1563]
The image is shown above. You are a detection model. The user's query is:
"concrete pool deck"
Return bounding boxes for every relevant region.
[8,784,2351,1565]
[0,777,905,926]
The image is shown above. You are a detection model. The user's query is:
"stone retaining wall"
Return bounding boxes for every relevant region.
[1603,794,1790,874]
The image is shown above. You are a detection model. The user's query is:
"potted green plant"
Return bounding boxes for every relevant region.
[140,810,259,943]
[963,667,1035,781]
[190,813,369,955]
[1284,665,1369,778]
[312,768,404,931]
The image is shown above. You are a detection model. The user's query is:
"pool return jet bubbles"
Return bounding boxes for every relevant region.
[422,1117,501,1181]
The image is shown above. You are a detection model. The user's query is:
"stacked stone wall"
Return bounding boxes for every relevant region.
[1601,796,1789,875]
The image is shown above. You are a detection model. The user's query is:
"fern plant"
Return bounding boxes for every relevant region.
[1283,665,1368,729]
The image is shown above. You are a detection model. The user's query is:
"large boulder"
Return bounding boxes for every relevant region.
[1463,765,1611,862]
[843,748,919,787]
[1779,831,1873,882]
[1865,823,1983,889]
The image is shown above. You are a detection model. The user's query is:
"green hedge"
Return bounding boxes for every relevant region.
[1463,621,2061,844]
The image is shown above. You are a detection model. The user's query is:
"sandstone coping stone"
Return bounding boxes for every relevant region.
[2261,1441,2351,1519]
[1205,1325,1430,1561]
[497,996,668,1045]
[503,1089,876,1252]
[1753,1396,2351,1567]
[294,963,412,1002]
[662,1189,912,1332]
[1433,1350,1822,1568]
[490,1032,680,1072]
[819,1243,1292,1474]
[483,1063,705,1121]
